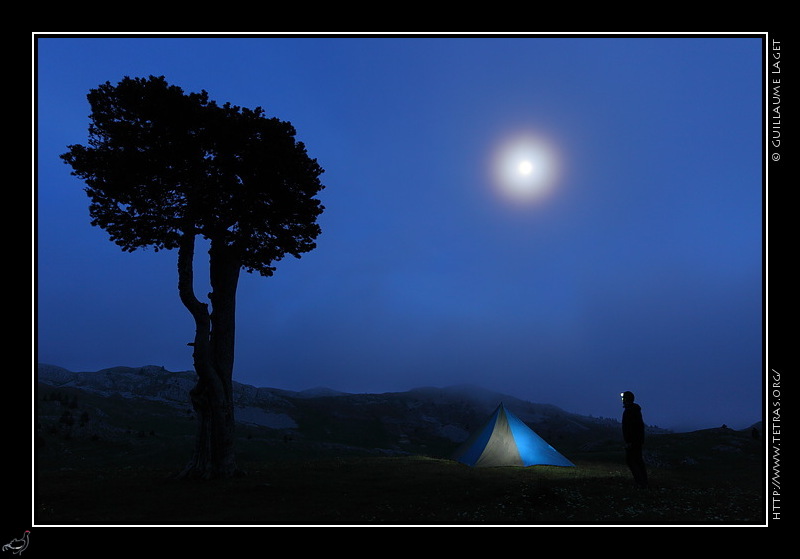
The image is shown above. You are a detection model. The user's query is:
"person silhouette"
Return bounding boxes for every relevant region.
[621,391,648,488]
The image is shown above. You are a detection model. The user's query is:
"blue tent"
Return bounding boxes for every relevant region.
[453,403,575,467]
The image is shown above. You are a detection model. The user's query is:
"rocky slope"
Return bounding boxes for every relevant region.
[35,363,663,458]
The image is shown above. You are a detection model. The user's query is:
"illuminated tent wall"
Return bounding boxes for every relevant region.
[453,403,575,468]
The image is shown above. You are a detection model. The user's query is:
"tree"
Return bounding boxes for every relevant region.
[61,76,325,479]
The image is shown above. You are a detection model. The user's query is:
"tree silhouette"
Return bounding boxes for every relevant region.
[61,76,325,478]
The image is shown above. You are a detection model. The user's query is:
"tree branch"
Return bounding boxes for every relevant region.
[178,231,211,372]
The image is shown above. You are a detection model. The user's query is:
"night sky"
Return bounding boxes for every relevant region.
[35,34,764,432]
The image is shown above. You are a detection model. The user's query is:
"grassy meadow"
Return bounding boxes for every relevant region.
[34,382,766,526]
[36,457,765,526]
[35,430,765,526]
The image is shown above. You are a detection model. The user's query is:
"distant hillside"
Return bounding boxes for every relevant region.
[36,363,672,462]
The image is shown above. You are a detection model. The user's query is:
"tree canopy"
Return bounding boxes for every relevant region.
[61,75,325,276]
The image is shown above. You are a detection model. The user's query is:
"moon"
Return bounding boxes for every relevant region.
[518,160,533,175]
[491,133,560,203]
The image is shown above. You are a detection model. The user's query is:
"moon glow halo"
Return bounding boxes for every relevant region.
[491,134,560,204]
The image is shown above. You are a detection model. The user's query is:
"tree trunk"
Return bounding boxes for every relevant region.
[177,233,243,479]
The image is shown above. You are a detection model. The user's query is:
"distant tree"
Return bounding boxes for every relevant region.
[61,76,325,479]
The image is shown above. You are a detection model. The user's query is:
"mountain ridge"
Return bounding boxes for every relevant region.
[35,362,672,457]
[36,363,764,471]
[36,363,623,426]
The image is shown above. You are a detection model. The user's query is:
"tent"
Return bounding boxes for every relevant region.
[453,402,575,468]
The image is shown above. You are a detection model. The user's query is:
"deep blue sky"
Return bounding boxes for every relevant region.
[35,34,764,432]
